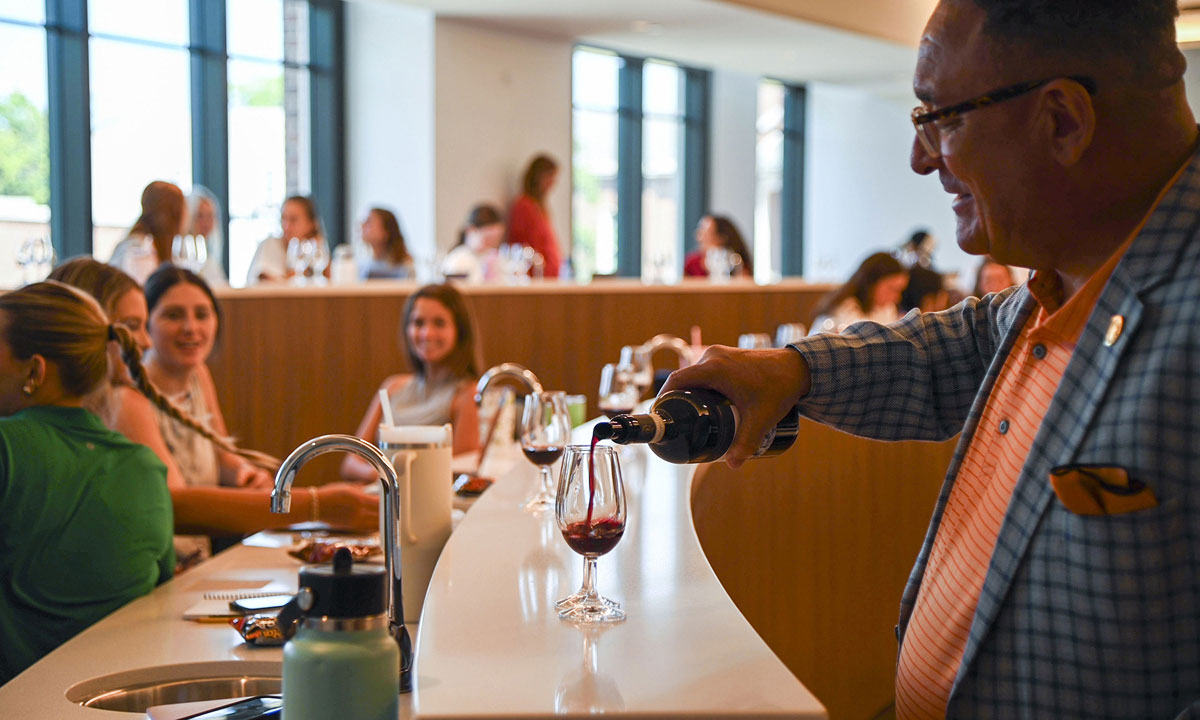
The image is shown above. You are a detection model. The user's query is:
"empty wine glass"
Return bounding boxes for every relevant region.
[597,363,640,419]
[555,444,626,623]
[18,236,56,284]
[285,237,306,280]
[618,345,653,398]
[737,332,773,349]
[520,391,571,512]
[309,238,330,281]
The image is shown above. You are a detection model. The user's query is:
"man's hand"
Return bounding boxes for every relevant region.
[660,345,811,468]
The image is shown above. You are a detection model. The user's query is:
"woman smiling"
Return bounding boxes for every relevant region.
[342,284,481,482]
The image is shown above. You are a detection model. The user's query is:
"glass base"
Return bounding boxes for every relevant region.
[554,590,617,610]
[523,491,555,513]
[558,597,625,624]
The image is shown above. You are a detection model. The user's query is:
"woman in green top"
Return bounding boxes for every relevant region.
[0,281,180,683]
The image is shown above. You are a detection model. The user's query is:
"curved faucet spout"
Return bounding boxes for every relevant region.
[474,362,544,404]
[639,334,695,368]
[271,434,413,693]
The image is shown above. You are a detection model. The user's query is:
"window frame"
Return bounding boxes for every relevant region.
[572,45,710,279]
[14,0,344,273]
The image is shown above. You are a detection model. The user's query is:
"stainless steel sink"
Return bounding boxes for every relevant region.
[65,661,281,713]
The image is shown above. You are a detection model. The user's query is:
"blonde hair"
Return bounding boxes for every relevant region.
[49,256,141,316]
[2,281,278,471]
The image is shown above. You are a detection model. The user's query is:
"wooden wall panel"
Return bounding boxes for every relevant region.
[208,280,834,481]
[691,420,957,720]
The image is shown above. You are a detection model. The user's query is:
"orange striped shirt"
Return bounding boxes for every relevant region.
[893,228,1148,719]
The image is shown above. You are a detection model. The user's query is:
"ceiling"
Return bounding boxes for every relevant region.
[379,0,930,103]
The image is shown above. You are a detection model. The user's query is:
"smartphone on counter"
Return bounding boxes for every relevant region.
[228,594,293,613]
[178,695,282,719]
[453,473,494,497]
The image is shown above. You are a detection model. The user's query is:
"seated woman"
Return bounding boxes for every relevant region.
[108,180,187,285]
[973,257,1018,297]
[0,281,174,683]
[247,195,328,284]
[49,258,377,547]
[683,214,753,279]
[359,207,415,280]
[343,284,481,481]
[810,252,909,334]
[441,204,505,283]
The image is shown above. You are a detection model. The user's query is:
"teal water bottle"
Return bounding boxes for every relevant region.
[282,548,399,720]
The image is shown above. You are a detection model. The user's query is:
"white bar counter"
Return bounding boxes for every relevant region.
[0,437,825,719]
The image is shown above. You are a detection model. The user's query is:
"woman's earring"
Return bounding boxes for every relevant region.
[21,382,36,396]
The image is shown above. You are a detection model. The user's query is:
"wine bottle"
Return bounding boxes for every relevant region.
[592,388,799,464]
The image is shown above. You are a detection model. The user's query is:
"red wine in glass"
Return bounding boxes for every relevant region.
[562,518,624,556]
[522,445,564,466]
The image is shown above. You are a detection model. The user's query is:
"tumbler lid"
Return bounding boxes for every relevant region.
[297,547,386,618]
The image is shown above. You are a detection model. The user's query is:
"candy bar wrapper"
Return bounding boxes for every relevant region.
[230,612,295,646]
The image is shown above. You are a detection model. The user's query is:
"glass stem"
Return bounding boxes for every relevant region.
[541,466,554,498]
[580,556,599,602]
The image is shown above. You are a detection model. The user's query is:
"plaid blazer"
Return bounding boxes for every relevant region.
[792,155,1200,718]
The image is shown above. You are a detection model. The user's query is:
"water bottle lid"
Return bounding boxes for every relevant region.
[298,547,387,618]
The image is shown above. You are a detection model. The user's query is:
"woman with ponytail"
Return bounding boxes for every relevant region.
[49,258,377,556]
[0,281,174,683]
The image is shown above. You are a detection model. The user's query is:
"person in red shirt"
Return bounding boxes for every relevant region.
[508,154,562,278]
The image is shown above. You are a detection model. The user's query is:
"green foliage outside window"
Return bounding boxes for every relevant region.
[0,92,50,205]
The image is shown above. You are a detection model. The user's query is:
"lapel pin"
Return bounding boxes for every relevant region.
[1104,315,1124,347]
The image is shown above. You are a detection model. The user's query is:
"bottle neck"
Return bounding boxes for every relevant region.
[597,411,668,445]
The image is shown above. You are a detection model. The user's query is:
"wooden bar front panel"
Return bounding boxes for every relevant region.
[691,421,956,720]
[208,281,834,478]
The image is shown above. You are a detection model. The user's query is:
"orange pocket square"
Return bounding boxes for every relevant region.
[1049,465,1158,516]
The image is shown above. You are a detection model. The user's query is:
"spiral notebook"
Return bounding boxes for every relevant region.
[183,588,294,621]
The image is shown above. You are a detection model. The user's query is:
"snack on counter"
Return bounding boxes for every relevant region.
[230,612,295,646]
[287,536,382,564]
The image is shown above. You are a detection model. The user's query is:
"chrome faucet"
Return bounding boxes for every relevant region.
[271,434,413,694]
[474,362,544,404]
[639,334,695,368]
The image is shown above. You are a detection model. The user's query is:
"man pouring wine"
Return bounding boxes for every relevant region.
[664,0,1200,717]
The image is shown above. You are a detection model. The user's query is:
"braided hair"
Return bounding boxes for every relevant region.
[3,279,277,472]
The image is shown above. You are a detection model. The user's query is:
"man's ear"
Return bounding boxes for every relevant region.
[1040,79,1096,167]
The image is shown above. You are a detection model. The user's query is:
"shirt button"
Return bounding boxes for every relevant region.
[1032,343,1047,359]
[999,419,1010,435]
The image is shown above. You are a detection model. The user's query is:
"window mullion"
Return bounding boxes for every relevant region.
[780,83,806,277]
[45,0,91,257]
[190,0,229,275]
[681,67,709,265]
[616,56,643,278]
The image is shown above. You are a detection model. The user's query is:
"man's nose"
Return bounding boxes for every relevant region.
[910,134,940,176]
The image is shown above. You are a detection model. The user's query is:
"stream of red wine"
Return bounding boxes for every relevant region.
[586,433,599,524]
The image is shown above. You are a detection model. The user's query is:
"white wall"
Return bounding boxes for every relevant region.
[1183,49,1200,121]
[708,68,760,241]
[803,82,967,284]
[345,0,436,261]
[433,20,572,258]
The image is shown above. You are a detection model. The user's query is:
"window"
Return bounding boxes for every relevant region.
[571,46,708,281]
[571,48,620,280]
[641,61,684,283]
[0,16,50,288]
[89,46,192,261]
[1,0,343,288]
[755,80,784,284]
[226,0,313,285]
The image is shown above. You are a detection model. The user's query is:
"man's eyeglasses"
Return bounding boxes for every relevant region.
[911,75,1097,159]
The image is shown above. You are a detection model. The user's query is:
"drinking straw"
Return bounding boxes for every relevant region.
[379,388,395,427]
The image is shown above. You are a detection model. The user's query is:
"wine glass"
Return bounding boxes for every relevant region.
[309,238,330,281]
[285,237,306,280]
[597,363,639,419]
[520,391,571,512]
[618,345,653,398]
[555,444,626,623]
